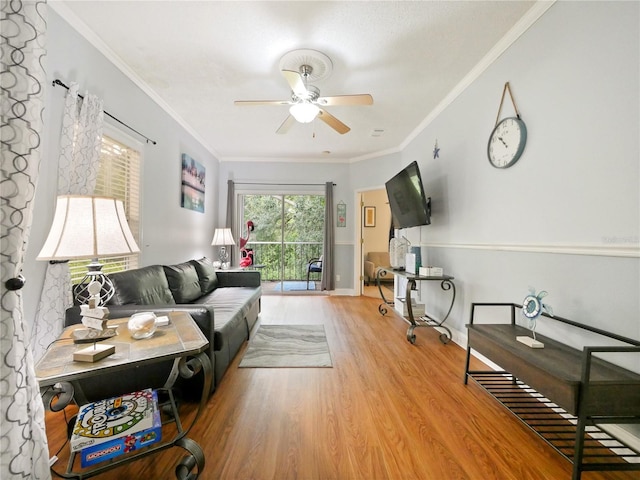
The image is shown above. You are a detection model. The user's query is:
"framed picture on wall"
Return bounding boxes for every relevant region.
[181,154,205,213]
[337,201,346,227]
[364,206,376,227]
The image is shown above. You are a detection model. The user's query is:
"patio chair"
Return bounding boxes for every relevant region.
[306,256,323,289]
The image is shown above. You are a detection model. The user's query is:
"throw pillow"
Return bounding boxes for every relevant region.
[163,262,202,303]
[108,265,175,305]
[190,257,218,294]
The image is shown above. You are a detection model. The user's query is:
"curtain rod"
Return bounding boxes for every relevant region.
[234,182,336,186]
[52,79,157,145]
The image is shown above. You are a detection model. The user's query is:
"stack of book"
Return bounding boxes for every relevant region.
[70,388,162,468]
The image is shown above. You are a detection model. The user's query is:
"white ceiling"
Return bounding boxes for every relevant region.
[53,1,539,163]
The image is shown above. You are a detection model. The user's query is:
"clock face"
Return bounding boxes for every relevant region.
[487,117,527,168]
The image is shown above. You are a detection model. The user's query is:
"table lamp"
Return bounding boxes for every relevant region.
[211,228,235,269]
[37,195,140,356]
[37,195,140,303]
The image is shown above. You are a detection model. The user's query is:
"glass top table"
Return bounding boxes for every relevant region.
[36,311,209,386]
[376,267,456,345]
[36,311,212,479]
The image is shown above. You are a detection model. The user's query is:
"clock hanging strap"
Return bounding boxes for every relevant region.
[495,81,521,126]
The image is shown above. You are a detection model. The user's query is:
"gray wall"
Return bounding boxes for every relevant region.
[22,2,638,376]
[402,1,639,353]
[354,0,640,441]
[22,8,221,327]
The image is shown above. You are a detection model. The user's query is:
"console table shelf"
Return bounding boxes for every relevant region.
[464,303,640,480]
[376,267,455,344]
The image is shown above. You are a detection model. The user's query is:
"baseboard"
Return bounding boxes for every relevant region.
[331,288,356,296]
[598,424,640,457]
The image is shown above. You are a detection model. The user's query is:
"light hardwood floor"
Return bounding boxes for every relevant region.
[45,295,637,479]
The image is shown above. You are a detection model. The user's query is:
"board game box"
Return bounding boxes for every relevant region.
[70,388,162,467]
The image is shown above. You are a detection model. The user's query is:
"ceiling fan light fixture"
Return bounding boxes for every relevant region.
[289,102,320,123]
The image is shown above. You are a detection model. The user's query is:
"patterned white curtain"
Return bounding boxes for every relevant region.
[32,83,104,361]
[0,1,51,478]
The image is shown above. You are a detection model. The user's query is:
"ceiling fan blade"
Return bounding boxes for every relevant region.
[317,109,350,134]
[317,94,373,106]
[276,115,296,134]
[281,69,308,97]
[234,100,291,106]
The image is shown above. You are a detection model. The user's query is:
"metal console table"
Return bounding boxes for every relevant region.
[376,267,455,345]
[36,311,212,479]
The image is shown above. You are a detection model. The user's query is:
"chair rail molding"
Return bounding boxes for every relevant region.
[424,242,639,258]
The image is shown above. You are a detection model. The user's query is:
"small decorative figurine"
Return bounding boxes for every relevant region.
[73,280,117,345]
[433,139,440,159]
[73,280,117,362]
[517,287,553,348]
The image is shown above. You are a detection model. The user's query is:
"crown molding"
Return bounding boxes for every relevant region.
[49,1,220,159]
[50,1,555,165]
[400,1,556,151]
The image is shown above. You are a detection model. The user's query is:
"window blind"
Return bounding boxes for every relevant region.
[69,134,141,284]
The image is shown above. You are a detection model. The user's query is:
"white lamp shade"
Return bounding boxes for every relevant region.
[211,227,236,246]
[37,195,140,260]
[289,102,320,123]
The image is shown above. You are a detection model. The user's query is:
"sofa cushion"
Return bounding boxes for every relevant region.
[195,286,261,383]
[163,262,202,303]
[190,257,219,294]
[195,287,261,346]
[108,265,175,305]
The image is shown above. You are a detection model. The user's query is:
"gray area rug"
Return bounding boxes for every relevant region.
[277,281,315,291]
[239,324,332,368]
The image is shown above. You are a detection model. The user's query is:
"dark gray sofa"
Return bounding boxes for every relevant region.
[65,258,261,399]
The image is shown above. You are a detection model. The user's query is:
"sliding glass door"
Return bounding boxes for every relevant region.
[239,193,325,292]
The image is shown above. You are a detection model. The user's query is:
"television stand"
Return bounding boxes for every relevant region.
[376,267,455,344]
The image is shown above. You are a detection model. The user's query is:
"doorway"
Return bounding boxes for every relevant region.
[360,188,392,299]
[239,193,325,293]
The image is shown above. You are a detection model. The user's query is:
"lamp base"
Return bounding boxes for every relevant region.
[218,246,229,267]
[74,261,115,306]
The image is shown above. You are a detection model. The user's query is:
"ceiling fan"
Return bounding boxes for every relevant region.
[234,64,373,135]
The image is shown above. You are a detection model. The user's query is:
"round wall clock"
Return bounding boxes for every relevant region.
[487,116,527,169]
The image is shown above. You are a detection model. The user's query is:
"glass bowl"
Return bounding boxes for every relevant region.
[127,312,157,340]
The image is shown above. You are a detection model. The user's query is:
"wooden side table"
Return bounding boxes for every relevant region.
[36,311,212,479]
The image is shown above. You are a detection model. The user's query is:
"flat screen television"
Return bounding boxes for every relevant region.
[385,161,431,229]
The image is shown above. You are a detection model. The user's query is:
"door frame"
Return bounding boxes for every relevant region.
[353,186,388,297]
